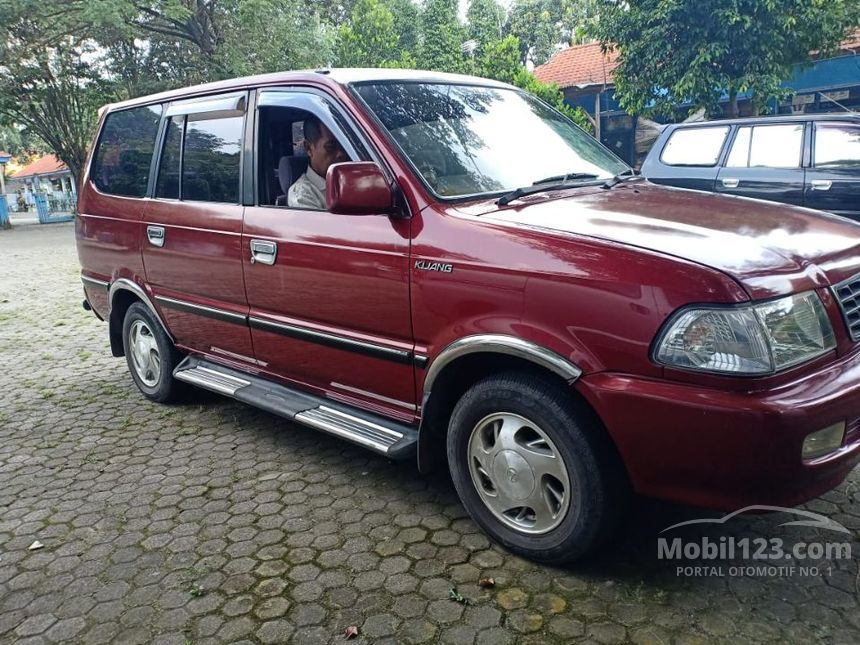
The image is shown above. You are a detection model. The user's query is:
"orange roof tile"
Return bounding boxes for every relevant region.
[836,28,860,52]
[534,42,619,90]
[538,29,860,90]
[10,154,68,179]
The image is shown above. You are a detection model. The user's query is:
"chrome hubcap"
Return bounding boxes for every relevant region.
[129,320,161,388]
[467,412,571,534]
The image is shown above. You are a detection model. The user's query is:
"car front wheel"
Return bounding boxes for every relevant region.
[447,372,627,563]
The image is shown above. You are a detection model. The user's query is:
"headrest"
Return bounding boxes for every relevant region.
[278,154,310,195]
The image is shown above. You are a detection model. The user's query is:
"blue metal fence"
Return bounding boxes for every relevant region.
[33,193,73,224]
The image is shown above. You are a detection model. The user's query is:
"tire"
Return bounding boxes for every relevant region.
[446,372,628,563]
[122,301,184,403]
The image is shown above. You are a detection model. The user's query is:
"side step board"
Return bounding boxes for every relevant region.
[174,357,418,459]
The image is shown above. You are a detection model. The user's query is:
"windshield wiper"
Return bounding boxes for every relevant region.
[497,173,599,206]
[602,169,639,189]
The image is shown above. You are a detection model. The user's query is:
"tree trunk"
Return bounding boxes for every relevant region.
[726,89,739,118]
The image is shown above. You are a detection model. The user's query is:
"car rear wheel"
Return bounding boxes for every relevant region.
[122,302,184,403]
[447,372,627,562]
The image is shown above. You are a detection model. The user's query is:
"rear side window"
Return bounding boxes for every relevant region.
[749,124,803,168]
[660,127,729,166]
[815,124,860,168]
[182,116,243,203]
[91,105,162,197]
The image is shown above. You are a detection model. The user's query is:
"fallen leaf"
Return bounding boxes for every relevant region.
[28,541,43,551]
[449,587,471,605]
[344,625,359,639]
[478,577,495,588]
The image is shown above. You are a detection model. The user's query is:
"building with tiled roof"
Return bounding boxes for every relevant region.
[534,41,618,90]
[5,154,76,214]
[10,154,68,180]
[536,29,860,167]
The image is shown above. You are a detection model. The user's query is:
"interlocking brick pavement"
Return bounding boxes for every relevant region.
[1,222,858,644]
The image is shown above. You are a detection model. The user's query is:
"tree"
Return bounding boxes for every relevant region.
[81,0,227,62]
[418,0,467,72]
[476,36,594,133]
[466,0,506,56]
[0,5,112,185]
[384,0,420,60]
[560,0,600,45]
[507,0,564,65]
[336,0,400,66]
[224,0,333,75]
[477,35,522,83]
[0,124,48,159]
[594,0,860,118]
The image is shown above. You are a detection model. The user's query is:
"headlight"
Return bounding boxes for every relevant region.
[654,292,835,375]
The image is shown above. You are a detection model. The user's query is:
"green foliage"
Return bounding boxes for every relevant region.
[385,0,421,58]
[506,0,564,65]
[476,35,523,83]
[560,0,600,45]
[594,0,860,118]
[419,0,467,72]
[336,0,400,67]
[0,4,113,183]
[0,0,605,182]
[467,0,506,56]
[0,124,48,158]
[225,0,333,75]
[476,36,594,133]
[513,70,594,133]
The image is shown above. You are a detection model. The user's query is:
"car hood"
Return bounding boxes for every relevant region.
[461,182,860,299]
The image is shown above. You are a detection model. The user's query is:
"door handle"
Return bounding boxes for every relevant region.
[811,179,832,191]
[147,225,165,247]
[250,239,277,265]
[721,178,740,188]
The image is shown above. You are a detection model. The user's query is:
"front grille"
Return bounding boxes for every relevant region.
[833,273,860,341]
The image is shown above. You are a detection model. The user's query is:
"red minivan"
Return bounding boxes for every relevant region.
[77,69,860,562]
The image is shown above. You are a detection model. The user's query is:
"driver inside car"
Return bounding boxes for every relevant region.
[288,116,349,210]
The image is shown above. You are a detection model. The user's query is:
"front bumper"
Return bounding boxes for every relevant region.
[577,350,860,510]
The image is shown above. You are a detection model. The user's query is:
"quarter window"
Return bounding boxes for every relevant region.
[815,124,860,168]
[748,124,803,168]
[660,127,729,166]
[91,105,162,197]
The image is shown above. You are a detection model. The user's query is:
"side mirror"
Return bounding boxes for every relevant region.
[326,162,395,215]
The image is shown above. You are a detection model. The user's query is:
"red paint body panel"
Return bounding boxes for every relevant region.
[472,182,860,300]
[242,205,415,413]
[410,202,748,379]
[326,162,394,214]
[142,200,254,360]
[576,345,860,509]
[76,69,860,513]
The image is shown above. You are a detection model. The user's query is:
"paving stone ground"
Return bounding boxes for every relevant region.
[1,222,859,644]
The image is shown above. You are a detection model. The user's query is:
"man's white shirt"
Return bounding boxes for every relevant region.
[288,166,326,210]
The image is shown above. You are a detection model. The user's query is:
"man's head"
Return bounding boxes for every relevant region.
[303,116,347,177]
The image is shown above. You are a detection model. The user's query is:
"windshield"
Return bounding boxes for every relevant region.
[353,82,629,199]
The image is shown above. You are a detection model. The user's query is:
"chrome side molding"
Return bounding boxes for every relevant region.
[423,334,582,395]
[81,275,109,290]
[108,278,173,340]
